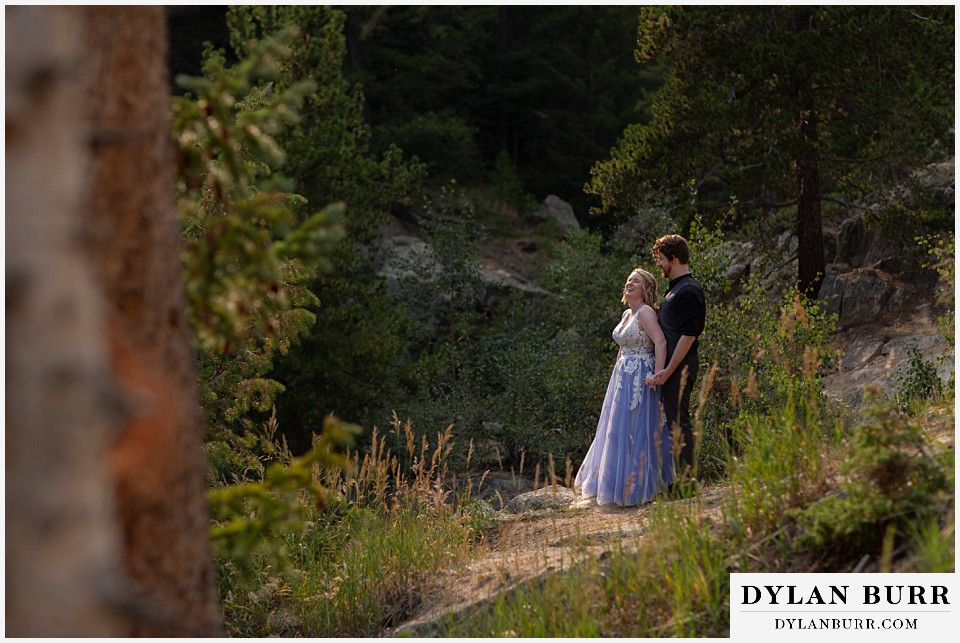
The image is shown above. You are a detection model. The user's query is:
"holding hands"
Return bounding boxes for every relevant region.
[646,368,669,388]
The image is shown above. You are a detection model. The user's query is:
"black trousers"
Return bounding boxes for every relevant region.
[661,355,698,476]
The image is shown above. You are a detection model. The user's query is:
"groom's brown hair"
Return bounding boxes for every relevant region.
[653,234,690,264]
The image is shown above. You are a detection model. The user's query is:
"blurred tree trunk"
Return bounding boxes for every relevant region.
[6,6,129,635]
[5,6,222,636]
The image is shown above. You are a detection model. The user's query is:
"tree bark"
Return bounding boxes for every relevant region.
[6,6,129,635]
[5,5,222,636]
[82,6,223,636]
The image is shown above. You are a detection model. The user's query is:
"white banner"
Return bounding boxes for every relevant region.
[730,573,958,641]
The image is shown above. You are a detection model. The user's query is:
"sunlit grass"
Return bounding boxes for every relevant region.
[293,505,474,636]
[217,415,485,637]
[902,513,955,572]
[451,562,607,637]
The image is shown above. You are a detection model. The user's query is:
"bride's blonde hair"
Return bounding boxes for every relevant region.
[621,268,659,311]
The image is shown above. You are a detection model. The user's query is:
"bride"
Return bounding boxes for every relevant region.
[574,268,674,507]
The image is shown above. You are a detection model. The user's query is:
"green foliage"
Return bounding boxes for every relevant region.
[297,506,470,636]
[536,228,635,341]
[394,184,488,339]
[686,222,837,481]
[653,507,730,636]
[724,390,828,537]
[685,218,733,302]
[487,6,658,211]
[221,6,429,452]
[227,6,426,243]
[793,397,953,558]
[173,35,343,354]
[903,514,955,573]
[458,498,499,542]
[590,6,954,290]
[376,111,483,182]
[172,31,348,472]
[919,232,955,345]
[451,563,606,637]
[341,5,494,133]
[341,5,657,213]
[893,347,945,412]
[490,150,537,218]
[209,414,360,581]
[268,278,413,454]
[696,286,836,481]
[699,255,836,543]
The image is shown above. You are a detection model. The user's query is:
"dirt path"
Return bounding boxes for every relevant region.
[390,484,730,636]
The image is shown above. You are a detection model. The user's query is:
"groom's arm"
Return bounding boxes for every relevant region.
[652,335,695,385]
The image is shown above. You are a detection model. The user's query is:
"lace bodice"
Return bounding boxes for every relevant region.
[613,307,656,410]
[613,308,655,356]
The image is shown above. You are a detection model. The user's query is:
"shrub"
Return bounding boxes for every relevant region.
[893,347,944,411]
[902,513,955,573]
[691,222,837,481]
[918,231,955,344]
[793,395,953,560]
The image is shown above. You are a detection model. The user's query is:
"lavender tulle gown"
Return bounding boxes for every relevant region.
[575,307,674,506]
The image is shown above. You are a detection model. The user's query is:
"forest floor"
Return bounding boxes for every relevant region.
[387,290,955,637]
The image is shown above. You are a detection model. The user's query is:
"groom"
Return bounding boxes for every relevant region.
[647,234,706,484]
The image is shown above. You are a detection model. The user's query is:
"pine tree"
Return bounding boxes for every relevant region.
[589,6,954,296]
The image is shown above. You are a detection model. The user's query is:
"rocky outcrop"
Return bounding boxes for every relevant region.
[479,266,543,293]
[821,300,952,409]
[718,158,954,409]
[832,215,905,271]
[533,195,580,237]
[818,268,903,329]
[375,218,551,308]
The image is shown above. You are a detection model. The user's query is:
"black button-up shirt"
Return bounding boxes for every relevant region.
[659,274,706,361]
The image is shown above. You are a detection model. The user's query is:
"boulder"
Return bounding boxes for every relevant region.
[833,214,906,273]
[721,240,754,281]
[777,230,798,257]
[912,157,955,208]
[822,226,839,269]
[377,234,440,287]
[842,336,885,371]
[479,266,549,296]
[503,485,575,514]
[818,269,898,328]
[834,216,867,265]
[376,230,549,305]
[534,195,580,237]
[881,333,945,357]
